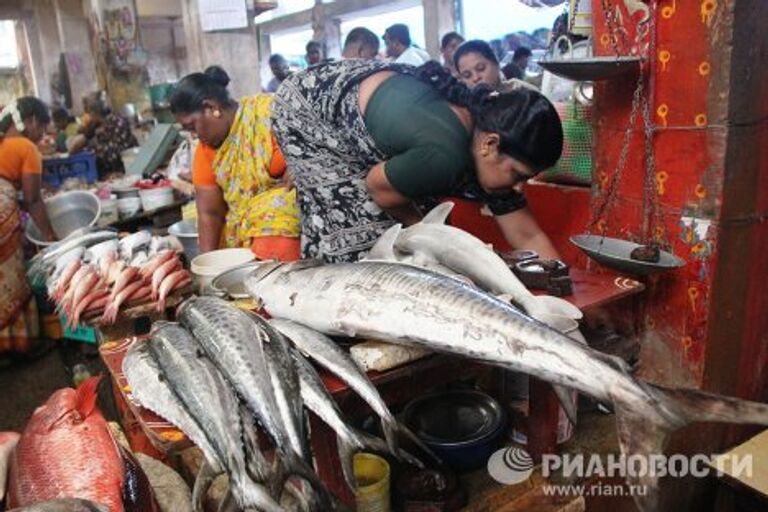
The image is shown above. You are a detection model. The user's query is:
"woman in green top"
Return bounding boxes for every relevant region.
[271,60,563,263]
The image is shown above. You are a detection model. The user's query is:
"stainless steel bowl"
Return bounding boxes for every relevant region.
[26,191,101,246]
[210,261,269,299]
[168,219,199,259]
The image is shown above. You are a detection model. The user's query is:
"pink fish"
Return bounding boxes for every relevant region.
[0,431,20,502]
[52,259,81,302]
[139,250,175,280]
[151,257,181,300]
[106,259,126,285]
[156,269,191,312]
[109,266,140,301]
[67,272,102,318]
[6,378,125,511]
[102,281,145,325]
[69,288,110,329]
[57,265,93,312]
[98,250,118,278]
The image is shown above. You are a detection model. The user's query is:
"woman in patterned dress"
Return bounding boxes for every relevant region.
[271,59,563,263]
[0,97,55,353]
[170,66,300,260]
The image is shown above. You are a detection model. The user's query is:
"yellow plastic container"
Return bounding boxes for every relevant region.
[353,453,390,512]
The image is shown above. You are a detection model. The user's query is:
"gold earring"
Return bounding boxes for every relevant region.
[213,110,221,118]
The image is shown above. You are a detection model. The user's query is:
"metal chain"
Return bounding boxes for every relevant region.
[641,84,661,243]
[601,0,630,56]
[587,67,645,234]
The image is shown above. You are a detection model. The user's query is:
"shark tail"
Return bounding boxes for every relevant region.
[612,380,768,512]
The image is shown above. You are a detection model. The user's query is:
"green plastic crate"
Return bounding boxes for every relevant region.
[59,315,97,344]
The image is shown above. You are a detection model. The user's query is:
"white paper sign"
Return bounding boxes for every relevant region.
[199,0,248,32]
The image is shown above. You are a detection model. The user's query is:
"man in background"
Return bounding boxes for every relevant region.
[503,46,532,80]
[440,31,464,76]
[383,24,430,66]
[305,41,324,66]
[265,54,291,92]
[342,27,380,59]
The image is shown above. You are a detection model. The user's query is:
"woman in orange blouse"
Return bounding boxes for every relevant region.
[0,97,56,353]
[172,66,300,261]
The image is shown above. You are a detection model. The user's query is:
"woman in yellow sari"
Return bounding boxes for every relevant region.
[170,66,300,259]
[0,97,56,353]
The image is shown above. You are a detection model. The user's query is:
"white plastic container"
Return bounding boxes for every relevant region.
[117,197,142,219]
[190,248,255,293]
[139,187,174,212]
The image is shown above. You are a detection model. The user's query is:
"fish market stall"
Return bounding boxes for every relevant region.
[94,222,647,508]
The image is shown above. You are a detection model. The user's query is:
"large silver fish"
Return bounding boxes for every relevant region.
[246,260,768,512]
[258,316,311,464]
[177,297,332,508]
[143,323,279,512]
[124,341,247,511]
[367,202,582,321]
[269,318,433,461]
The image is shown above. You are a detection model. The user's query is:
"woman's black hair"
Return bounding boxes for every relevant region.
[0,96,51,136]
[415,61,563,171]
[169,65,233,114]
[440,31,464,50]
[453,39,500,69]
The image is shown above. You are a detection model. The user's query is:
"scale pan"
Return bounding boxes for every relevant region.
[539,56,642,81]
[570,234,685,276]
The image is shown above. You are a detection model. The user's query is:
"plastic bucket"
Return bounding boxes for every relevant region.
[190,248,255,293]
[139,187,174,212]
[354,453,390,512]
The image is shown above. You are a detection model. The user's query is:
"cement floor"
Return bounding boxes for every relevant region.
[0,341,110,432]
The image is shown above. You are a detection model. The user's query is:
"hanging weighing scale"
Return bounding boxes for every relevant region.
[567,0,685,276]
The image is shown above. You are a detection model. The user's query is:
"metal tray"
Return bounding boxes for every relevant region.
[210,261,267,299]
[539,56,642,81]
[570,234,685,276]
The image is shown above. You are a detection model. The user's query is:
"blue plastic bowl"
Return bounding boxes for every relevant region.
[403,390,508,471]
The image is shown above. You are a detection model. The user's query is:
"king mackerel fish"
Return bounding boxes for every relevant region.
[246,260,768,512]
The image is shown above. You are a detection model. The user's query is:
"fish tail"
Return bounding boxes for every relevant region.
[284,452,335,510]
[192,459,218,512]
[611,381,768,512]
[336,435,359,492]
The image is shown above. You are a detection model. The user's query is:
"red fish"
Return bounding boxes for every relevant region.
[7,378,125,511]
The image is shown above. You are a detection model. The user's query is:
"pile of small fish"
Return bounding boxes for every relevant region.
[30,229,191,327]
[123,296,431,511]
[1,377,159,511]
[240,203,768,512]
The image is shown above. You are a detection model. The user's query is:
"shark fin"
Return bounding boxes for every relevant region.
[421,202,454,224]
[365,224,403,261]
[533,295,584,320]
